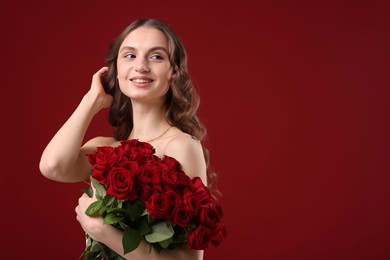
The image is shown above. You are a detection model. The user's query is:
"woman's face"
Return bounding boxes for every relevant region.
[117,26,173,103]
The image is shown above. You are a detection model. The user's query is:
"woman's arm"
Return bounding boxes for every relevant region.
[100,226,203,260]
[76,197,202,260]
[39,67,113,182]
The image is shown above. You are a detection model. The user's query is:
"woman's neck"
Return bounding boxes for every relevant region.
[129,100,170,141]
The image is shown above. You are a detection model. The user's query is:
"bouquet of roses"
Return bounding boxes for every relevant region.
[81,139,226,259]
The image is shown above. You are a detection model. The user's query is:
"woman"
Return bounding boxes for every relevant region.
[39,18,218,259]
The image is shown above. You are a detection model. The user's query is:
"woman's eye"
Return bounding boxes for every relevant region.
[150,54,163,60]
[124,53,135,59]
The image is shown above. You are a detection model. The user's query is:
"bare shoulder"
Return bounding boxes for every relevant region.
[164,131,207,183]
[165,132,202,156]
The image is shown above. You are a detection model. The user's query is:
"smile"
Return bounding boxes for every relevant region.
[131,79,154,83]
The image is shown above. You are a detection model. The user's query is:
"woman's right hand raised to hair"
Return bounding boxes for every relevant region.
[40,67,114,182]
[86,67,113,113]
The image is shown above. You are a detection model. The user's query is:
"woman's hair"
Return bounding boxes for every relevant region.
[102,18,220,201]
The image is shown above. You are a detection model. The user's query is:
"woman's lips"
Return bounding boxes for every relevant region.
[130,77,154,87]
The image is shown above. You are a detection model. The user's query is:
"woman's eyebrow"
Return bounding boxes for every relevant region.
[119,46,135,53]
[148,46,168,54]
[119,46,168,54]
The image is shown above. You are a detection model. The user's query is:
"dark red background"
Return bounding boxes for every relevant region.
[1,0,389,259]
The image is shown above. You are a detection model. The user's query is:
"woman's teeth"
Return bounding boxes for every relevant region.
[132,79,152,83]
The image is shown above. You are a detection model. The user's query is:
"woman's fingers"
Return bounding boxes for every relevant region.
[91,67,108,91]
[92,67,108,79]
[87,67,113,111]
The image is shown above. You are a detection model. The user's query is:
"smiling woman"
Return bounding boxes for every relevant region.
[39,18,222,260]
[116,27,173,101]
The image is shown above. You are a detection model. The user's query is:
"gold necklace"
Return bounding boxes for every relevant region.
[146,126,172,142]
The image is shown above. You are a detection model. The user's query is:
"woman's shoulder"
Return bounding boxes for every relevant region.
[164,128,202,156]
[163,128,206,181]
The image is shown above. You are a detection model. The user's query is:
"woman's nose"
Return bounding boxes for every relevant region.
[134,58,150,73]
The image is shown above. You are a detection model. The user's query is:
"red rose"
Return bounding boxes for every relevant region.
[187,226,211,250]
[91,164,109,183]
[106,167,137,200]
[183,191,202,216]
[94,146,121,167]
[166,190,182,207]
[170,204,191,227]
[176,170,192,187]
[138,184,153,202]
[192,177,211,205]
[152,184,164,194]
[210,223,227,247]
[161,169,178,186]
[87,153,96,165]
[138,165,161,185]
[118,160,139,173]
[120,139,154,152]
[162,156,180,170]
[145,192,170,219]
[199,204,223,228]
[120,140,155,160]
[146,154,163,165]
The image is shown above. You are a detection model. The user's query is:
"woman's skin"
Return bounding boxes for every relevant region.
[40,27,206,259]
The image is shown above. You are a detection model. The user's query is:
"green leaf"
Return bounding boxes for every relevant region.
[145,221,174,243]
[90,240,103,253]
[135,217,152,236]
[123,200,145,221]
[122,227,141,254]
[159,237,173,248]
[98,206,108,215]
[107,207,127,214]
[118,221,128,230]
[104,213,124,225]
[81,250,91,259]
[85,200,103,216]
[90,176,106,199]
[81,186,93,198]
[104,194,116,207]
[172,233,187,244]
[86,235,92,248]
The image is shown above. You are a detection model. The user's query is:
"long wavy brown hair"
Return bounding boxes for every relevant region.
[102,18,220,201]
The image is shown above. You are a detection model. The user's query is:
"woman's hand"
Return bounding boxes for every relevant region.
[75,190,106,242]
[85,67,114,113]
